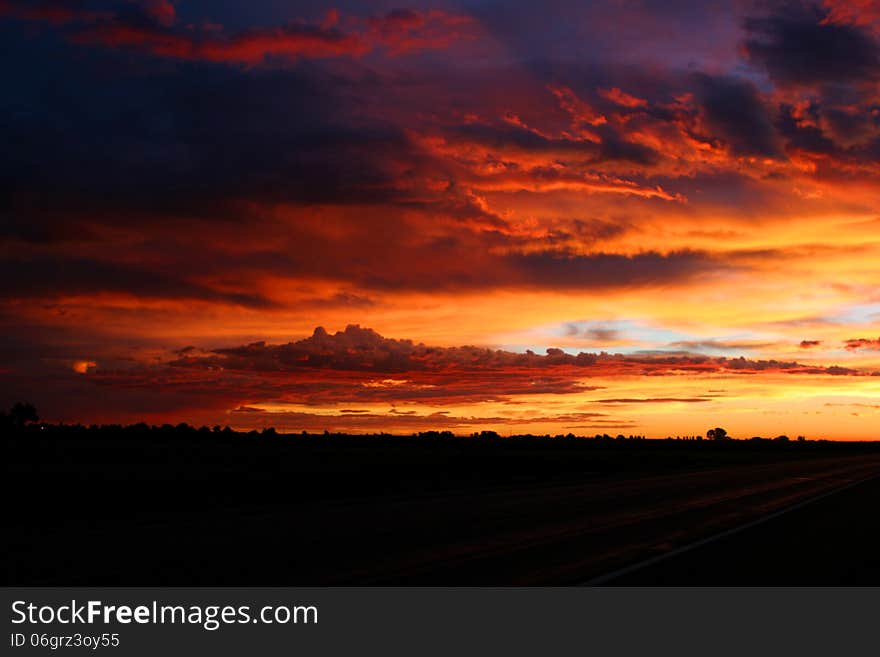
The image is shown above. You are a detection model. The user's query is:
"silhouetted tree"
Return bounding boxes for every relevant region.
[9,402,39,428]
[707,427,729,441]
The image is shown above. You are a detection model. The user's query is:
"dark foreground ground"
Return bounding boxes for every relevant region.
[604,475,880,585]
[5,426,880,585]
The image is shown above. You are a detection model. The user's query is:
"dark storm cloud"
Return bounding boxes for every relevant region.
[0,52,410,222]
[742,2,880,85]
[0,25,736,300]
[449,120,661,166]
[0,1,475,63]
[299,292,377,309]
[595,129,661,165]
[339,244,726,292]
[776,103,837,155]
[543,219,631,245]
[823,106,877,144]
[507,250,718,289]
[0,0,104,24]
[0,213,101,244]
[0,255,275,307]
[692,73,783,158]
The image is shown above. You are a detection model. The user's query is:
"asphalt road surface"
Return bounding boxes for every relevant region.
[8,454,880,584]
[597,473,880,585]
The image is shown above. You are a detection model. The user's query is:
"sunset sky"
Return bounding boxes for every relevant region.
[2,0,879,438]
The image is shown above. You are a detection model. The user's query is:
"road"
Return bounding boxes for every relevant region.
[324,454,880,584]
[596,473,880,585]
[7,454,880,584]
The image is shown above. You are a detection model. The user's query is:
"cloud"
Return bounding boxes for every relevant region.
[0,0,104,24]
[299,292,377,309]
[0,56,409,220]
[799,340,822,348]
[548,84,608,127]
[742,2,880,85]
[220,406,624,433]
[565,325,620,343]
[594,397,713,404]
[2,323,872,430]
[71,360,96,374]
[140,0,175,27]
[366,8,476,55]
[343,247,725,293]
[844,337,880,351]
[36,322,851,426]
[821,0,880,34]
[2,0,879,439]
[71,20,367,63]
[598,87,648,108]
[776,102,838,155]
[170,325,866,381]
[503,250,716,290]
[438,119,663,169]
[0,255,275,307]
[692,73,783,158]
[668,339,777,352]
[2,2,475,64]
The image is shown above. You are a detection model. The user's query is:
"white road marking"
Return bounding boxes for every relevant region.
[581,472,880,586]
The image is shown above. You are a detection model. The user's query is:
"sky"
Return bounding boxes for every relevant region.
[1,0,879,439]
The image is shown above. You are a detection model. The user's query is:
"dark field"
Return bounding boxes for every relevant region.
[5,425,880,585]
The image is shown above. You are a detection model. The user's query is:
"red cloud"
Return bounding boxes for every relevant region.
[32,324,853,429]
[822,0,880,34]
[598,87,648,108]
[548,84,608,127]
[844,337,880,351]
[8,326,870,428]
[4,3,475,64]
[142,0,175,27]
[0,0,105,24]
[164,325,863,390]
[224,407,612,433]
[367,8,475,55]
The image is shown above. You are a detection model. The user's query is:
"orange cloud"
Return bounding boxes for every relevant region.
[598,87,648,108]
[548,84,608,127]
[8,325,863,437]
[71,360,97,374]
[4,0,880,440]
[844,338,880,351]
